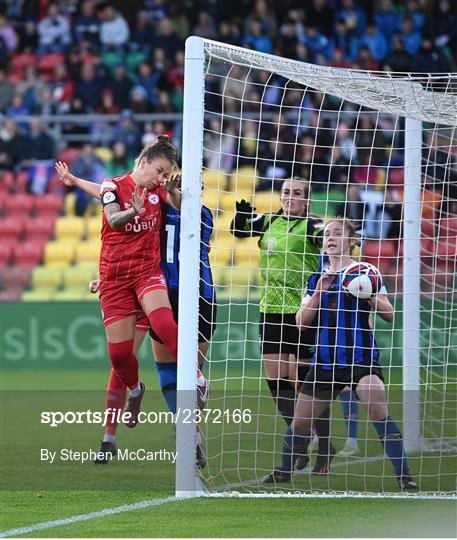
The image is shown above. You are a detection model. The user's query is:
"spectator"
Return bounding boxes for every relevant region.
[0,118,22,170]
[358,20,388,62]
[75,62,104,111]
[295,42,314,63]
[193,11,217,39]
[428,0,457,53]
[301,25,331,63]
[374,0,400,39]
[130,10,154,52]
[0,69,14,112]
[16,66,46,111]
[329,20,358,63]
[336,0,367,38]
[17,118,55,165]
[410,37,452,74]
[244,0,277,39]
[351,150,382,186]
[50,64,75,112]
[98,3,130,52]
[354,44,379,71]
[70,143,108,215]
[279,18,299,60]
[336,183,365,230]
[144,0,168,23]
[326,146,351,188]
[404,0,426,32]
[128,85,152,113]
[74,0,100,51]
[108,64,132,110]
[149,18,183,62]
[0,14,17,52]
[167,1,190,40]
[6,93,30,128]
[32,85,59,116]
[218,20,242,46]
[355,116,385,166]
[19,20,38,52]
[306,0,334,38]
[96,88,120,114]
[383,188,402,239]
[329,47,351,68]
[155,91,175,114]
[165,50,184,110]
[106,140,134,177]
[136,62,161,108]
[243,18,273,54]
[37,3,71,55]
[383,36,411,72]
[112,109,142,158]
[336,122,357,163]
[400,15,421,56]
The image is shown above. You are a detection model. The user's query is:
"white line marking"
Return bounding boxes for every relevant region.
[0,496,178,538]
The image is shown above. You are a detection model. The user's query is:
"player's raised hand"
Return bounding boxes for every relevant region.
[131,186,146,213]
[235,199,256,216]
[164,174,181,193]
[88,279,101,293]
[315,272,336,293]
[55,161,77,186]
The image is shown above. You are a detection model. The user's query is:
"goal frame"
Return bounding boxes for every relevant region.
[176,36,450,499]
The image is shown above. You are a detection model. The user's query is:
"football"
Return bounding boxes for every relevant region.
[341,262,382,300]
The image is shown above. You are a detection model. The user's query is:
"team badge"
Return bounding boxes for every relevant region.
[149,194,159,205]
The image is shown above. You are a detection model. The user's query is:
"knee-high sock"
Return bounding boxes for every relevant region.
[107,339,139,388]
[148,307,178,359]
[266,378,295,426]
[281,425,310,472]
[156,361,177,414]
[373,416,410,477]
[104,369,127,436]
[315,406,331,456]
[339,390,359,440]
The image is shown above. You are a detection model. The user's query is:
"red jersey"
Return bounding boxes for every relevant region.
[99,173,168,282]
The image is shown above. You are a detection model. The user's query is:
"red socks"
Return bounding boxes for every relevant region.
[104,369,127,436]
[147,307,178,359]
[107,339,139,388]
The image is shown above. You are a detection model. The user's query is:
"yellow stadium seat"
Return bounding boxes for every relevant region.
[202,169,227,191]
[62,265,98,291]
[53,289,86,301]
[80,291,100,302]
[210,266,226,287]
[32,266,63,291]
[64,193,76,216]
[22,289,56,301]
[214,212,235,234]
[75,241,101,265]
[95,147,113,163]
[229,166,258,194]
[209,235,235,267]
[86,216,102,240]
[219,193,245,213]
[224,266,259,287]
[234,237,260,266]
[201,189,222,212]
[44,242,75,267]
[55,217,86,243]
[254,193,279,215]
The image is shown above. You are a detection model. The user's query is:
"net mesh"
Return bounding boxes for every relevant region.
[193,41,456,497]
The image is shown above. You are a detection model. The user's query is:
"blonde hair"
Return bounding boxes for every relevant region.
[324,216,361,257]
[134,135,179,169]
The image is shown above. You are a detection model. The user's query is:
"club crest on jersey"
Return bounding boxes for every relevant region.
[265,237,276,253]
[148,194,159,205]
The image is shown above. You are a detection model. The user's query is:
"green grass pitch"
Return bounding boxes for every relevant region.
[1,368,456,538]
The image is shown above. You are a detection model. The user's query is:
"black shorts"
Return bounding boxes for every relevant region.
[259,313,315,361]
[300,364,385,400]
[149,290,217,343]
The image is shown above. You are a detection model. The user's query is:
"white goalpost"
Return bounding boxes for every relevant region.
[177,36,457,499]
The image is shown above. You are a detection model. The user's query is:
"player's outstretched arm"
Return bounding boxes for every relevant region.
[104,186,145,229]
[230,199,263,238]
[55,161,101,199]
[368,294,394,323]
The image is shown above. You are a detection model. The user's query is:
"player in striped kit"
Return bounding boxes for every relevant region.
[264,217,417,490]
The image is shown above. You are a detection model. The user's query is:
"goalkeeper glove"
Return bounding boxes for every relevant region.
[232,199,257,236]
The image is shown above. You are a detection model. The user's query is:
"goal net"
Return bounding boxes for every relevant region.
[177,37,457,499]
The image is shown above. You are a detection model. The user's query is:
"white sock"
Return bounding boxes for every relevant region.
[129,382,142,398]
[103,434,116,444]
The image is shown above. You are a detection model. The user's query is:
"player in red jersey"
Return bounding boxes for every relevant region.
[55,137,183,460]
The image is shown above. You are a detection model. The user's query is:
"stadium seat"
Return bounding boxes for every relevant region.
[53,289,86,301]
[215,212,235,234]
[75,241,101,265]
[3,194,35,218]
[64,193,76,216]
[421,190,441,219]
[234,237,261,266]
[0,239,15,266]
[86,216,102,240]
[202,169,227,191]
[13,240,45,268]
[10,52,36,73]
[95,147,113,162]
[363,240,397,267]
[1,217,25,241]
[32,266,63,291]
[38,53,65,77]
[0,288,25,301]
[62,265,98,291]
[1,266,31,290]
[421,219,436,239]
[35,193,63,219]
[439,217,457,241]
[22,290,56,301]
[229,167,258,194]
[253,193,278,215]
[386,167,404,186]
[57,148,81,166]
[24,217,55,243]
[15,171,30,193]
[54,216,86,243]
[0,171,15,192]
[209,235,235,267]
[224,266,260,287]
[202,189,222,213]
[44,242,75,267]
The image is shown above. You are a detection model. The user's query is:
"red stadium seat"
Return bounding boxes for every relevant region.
[0,288,25,301]
[421,219,436,239]
[38,53,65,78]
[3,194,35,218]
[24,217,55,242]
[10,52,36,73]
[363,240,396,267]
[386,168,404,186]
[14,171,30,193]
[0,171,15,193]
[436,239,457,259]
[57,148,81,166]
[34,193,63,218]
[13,240,45,268]
[1,217,25,241]
[0,239,15,265]
[438,217,457,241]
[1,266,31,289]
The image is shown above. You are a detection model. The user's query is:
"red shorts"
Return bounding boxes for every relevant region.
[136,311,149,332]
[100,270,167,327]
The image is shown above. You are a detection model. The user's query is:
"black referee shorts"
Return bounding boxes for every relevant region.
[300,364,385,401]
[259,312,315,361]
[149,289,217,344]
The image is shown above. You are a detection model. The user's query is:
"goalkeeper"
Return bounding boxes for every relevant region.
[231,177,333,472]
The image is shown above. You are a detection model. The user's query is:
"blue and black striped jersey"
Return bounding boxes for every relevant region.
[304,268,383,369]
[160,204,215,301]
